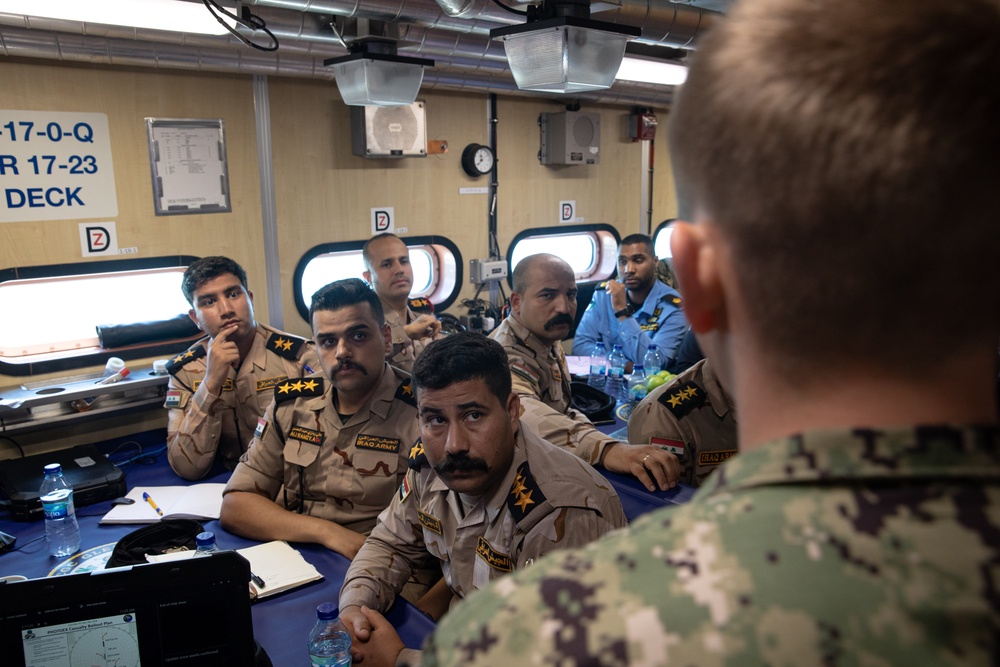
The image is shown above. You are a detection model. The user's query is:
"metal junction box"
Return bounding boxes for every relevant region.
[539,111,601,165]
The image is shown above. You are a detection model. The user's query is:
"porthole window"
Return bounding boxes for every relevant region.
[507,225,620,283]
[653,219,677,259]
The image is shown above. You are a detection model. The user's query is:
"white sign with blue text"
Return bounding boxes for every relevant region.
[0,110,118,223]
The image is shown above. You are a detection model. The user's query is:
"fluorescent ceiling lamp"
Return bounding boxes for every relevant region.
[616,56,688,86]
[324,52,434,107]
[0,0,235,35]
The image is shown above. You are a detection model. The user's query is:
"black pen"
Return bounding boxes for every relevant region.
[250,572,266,589]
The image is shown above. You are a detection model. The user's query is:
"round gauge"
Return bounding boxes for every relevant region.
[461,143,495,177]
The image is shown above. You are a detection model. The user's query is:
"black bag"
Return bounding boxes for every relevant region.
[105,518,205,568]
[570,381,616,422]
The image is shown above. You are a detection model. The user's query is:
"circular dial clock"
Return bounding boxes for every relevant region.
[461,143,495,177]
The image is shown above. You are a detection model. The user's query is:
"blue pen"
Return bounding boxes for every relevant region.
[142,492,164,517]
[303,365,314,374]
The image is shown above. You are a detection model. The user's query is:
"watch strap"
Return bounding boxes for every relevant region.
[614,304,635,318]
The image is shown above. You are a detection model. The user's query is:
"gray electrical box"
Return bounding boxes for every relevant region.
[351,101,427,158]
[539,111,601,165]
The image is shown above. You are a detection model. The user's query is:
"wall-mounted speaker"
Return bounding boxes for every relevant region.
[539,111,601,165]
[351,101,427,158]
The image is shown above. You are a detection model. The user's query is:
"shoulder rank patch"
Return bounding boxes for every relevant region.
[288,425,323,445]
[657,380,706,419]
[408,440,427,470]
[699,449,738,466]
[395,378,417,407]
[356,434,401,453]
[417,509,443,535]
[669,295,682,307]
[267,332,307,361]
[408,297,434,314]
[507,461,547,523]
[476,536,513,573]
[597,281,609,289]
[165,344,206,375]
[274,378,324,404]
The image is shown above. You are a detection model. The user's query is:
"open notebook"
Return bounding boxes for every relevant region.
[100,484,226,524]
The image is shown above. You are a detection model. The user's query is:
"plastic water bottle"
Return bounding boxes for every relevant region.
[625,365,648,418]
[71,357,130,412]
[588,342,608,389]
[40,463,80,557]
[607,344,627,401]
[643,345,664,375]
[194,531,221,556]
[308,603,352,667]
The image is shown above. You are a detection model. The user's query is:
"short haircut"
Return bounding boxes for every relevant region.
[181,256,248,305]
[511,253,573,295]
[619,233,654,256]
[309,278,385,329]
[669,0,1000,380]
[412,332,512,405]
[362,233,404,271]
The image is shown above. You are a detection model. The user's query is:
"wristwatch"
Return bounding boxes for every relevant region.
[614,304,635,319]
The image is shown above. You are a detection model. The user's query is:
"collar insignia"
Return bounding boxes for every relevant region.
[266,332,307,361]
[408,440,427,470]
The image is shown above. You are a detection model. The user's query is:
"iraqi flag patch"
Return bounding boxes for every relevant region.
[652,436,685,456]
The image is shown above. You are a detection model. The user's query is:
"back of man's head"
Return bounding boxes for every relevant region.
[670,0,1000,382]
[181,256,248,305]
[413,332,512,404]
[309,278,385,329]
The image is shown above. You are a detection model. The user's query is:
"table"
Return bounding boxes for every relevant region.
[0,430,435,664]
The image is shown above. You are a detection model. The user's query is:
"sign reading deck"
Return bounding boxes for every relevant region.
[0,110,118,223]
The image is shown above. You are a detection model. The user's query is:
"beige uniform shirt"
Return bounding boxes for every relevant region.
[164,323,319,480]
[384,297,443,373]
[628,358,738,485]
[490,317,616,465]
[223,363,420,535]
[340,425,627,613]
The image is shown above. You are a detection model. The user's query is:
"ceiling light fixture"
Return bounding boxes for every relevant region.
[616,56,688,86]
[0,0,235,35]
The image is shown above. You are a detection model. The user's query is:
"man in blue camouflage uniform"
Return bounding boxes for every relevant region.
[422,0,1000,664]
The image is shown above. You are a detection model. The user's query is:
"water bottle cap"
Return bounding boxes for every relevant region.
[43,463,62,475]
[152,359,169,375]
[105,357,126,374]
[195,531,216,547]
[634,365,643,371]
[316,602,339,620]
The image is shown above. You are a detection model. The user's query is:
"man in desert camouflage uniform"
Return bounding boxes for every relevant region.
[422,0,1000,664]
[490,253,681,493]
[363,233,443,373]
[165,256,319,480]
[628,358,737,486]
[220,278,420,560]
[338,333,625,667]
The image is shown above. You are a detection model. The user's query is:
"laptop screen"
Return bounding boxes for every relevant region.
[0,551,258,666]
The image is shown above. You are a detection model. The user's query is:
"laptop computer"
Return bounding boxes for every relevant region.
[0,444,126,521]
[0,551,262,666]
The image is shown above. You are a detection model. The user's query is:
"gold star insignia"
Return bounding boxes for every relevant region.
[668,393,684,408]
[409,443,425,458]
[273,337,287,350]
[290,381,304,392]
[511,476,527,497]
[172,355,183,363]
[684,387,699,399]
[277,383,292,394]
[302,379,319,392]
[402,383,413,396]
[514,490,535,512]
[183,350,196,359]
[282,339,293,351]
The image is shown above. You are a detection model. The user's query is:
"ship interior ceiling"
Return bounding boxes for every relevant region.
[0,0,723,455]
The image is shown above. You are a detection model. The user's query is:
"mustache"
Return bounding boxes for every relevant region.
[434,452,489,475]
[544,313,574,330]
[332,361,367,375]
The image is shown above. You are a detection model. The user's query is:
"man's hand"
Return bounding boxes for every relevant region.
[203,323,240,394]
[601,443,680,491]
[341,605,373,645]
[404,314,441,341]
[606,280,628,313]
[349,607,405,667]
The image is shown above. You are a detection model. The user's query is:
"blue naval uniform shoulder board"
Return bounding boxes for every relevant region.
[165,342,207,375]
[266,332,308,361]
[273,377,324,404]
[657,380,706,419]
[507,461,547,523]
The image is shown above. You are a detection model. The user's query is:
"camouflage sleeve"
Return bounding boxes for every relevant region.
[340,470,429,613]
[223,398,284,501]
[165,368,227,481]
[517,395,616,466]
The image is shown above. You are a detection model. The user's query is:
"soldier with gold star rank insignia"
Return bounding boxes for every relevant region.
[628,358,738,486]
[220,278,421,562]
[338,332,625,667]
[165,256,319,481]
[363,233,444,373]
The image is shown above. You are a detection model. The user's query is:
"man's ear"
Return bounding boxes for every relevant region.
[363,269,372,285]
[509,291,522,316]
[188,308,202,330]
[382,322,393,354]
[670,221,726,334]
[505,392,521,430]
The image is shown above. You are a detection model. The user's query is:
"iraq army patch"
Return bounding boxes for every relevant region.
[256,376,288,393]
[417,509,443,535]
[267,333,307,361]
[254,418,269,441]
[193,379,234,392]
[699,450,737,466]
[476,536,513,573]
[408,297,434,314]
[395,379,417,407]
[288,425,323,445]
[652,436,685,457]
[507,461,547,523]
[657,380,706,419]
[356,434,401,453]
[274,378,324,404]
[165,345,207,374]
[408,441,427,470]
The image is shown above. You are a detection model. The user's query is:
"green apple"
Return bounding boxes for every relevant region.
[646,375,667,391]
[657,370,671,378]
